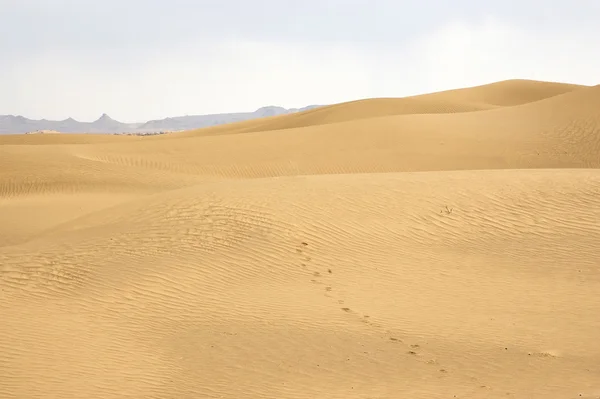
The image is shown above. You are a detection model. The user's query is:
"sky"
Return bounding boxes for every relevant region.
[1,0,599,122]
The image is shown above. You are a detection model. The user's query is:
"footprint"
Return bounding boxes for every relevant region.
[341,307,351,312]
[325,286,332,292]
[296,241,312,270]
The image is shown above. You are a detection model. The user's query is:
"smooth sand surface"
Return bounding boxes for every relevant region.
[1,79,599,399]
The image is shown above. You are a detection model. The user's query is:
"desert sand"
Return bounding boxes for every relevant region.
[1,79,599,399]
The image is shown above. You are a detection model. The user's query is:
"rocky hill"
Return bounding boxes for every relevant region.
[0,105,321,134]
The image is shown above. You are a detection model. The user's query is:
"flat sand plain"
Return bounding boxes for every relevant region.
[1,79,599,399]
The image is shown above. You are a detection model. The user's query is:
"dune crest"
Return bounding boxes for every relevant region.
[1,79,599,399]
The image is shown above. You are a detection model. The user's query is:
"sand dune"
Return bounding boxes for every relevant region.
[1,79,599,399]
[165,79,585,136]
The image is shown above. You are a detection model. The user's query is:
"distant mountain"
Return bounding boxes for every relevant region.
[0,114,135,134]
[0,105,322,134]
[136,105,320,132]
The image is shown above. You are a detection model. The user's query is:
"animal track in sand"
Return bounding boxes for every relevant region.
[294,241,441,368]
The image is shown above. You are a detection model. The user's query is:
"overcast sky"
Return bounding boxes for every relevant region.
[1,0,599,122]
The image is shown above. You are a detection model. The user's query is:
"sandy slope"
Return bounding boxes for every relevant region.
[1,79,599,399]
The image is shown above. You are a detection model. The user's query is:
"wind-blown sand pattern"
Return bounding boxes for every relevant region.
[1,79,599,399]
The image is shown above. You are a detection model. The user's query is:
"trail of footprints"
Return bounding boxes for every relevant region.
[294,241,446,371]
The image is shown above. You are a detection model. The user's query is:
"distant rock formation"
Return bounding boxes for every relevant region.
[136,105,320,132]
[0,105,322,134]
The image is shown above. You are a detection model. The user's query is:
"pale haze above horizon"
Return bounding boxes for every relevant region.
[1,0,599,123]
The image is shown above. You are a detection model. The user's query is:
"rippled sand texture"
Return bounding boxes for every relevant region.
[1,79,600,399]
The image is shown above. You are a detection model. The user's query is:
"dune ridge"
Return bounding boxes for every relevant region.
[1,79,599,399]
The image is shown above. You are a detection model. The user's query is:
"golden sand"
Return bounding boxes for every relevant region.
[1,79,599,398]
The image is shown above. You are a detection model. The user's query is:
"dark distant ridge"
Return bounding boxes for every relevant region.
[0,105,322,134]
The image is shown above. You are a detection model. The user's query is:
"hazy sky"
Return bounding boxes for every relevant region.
[1,0,599,122]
